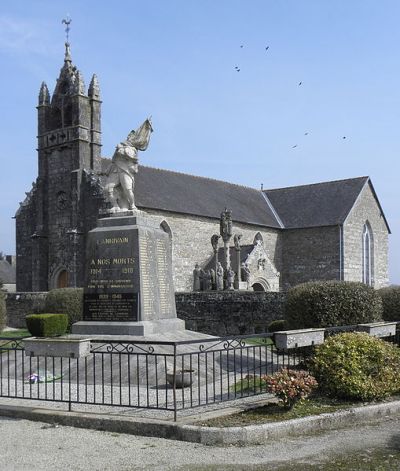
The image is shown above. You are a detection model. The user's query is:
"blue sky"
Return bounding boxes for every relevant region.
[0,0,399,283]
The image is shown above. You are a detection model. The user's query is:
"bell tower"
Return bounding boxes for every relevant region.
[30,36,102,291]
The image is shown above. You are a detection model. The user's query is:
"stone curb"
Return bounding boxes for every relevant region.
[0,400,399,446]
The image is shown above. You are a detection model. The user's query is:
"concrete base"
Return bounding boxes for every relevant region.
[24,336,91,358]
[71,318,186,336]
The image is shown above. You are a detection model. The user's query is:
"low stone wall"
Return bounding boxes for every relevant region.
[5,292,47,328]
[6,290,287,335]
[176,291,286,336]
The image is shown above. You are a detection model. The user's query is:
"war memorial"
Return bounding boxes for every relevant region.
[0,28,397,430]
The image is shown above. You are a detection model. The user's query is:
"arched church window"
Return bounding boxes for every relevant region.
[253,232,264,246]
[362,222,374,286]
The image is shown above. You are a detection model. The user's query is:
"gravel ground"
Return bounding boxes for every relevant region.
[0,414,399,470]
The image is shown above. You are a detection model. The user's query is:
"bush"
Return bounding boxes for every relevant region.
[377,286,400,322]
[311,332,400,401]
[44,288,83,330]
[262,368,318,409]
[267,319,288,333]
[0,291,6,332]
[285,281,383,329]
[26,314,68,337]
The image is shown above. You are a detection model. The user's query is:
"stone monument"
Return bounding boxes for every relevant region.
[72,121,185,336]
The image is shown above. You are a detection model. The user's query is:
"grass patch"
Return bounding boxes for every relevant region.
[198,395,359,427]
[0,329,31,339]
[243,337,274,347]
[231,375,267,394]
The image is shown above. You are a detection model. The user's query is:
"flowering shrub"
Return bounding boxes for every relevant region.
[262,368,318,409]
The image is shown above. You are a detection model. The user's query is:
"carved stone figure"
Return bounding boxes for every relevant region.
[193,263,201,291]
[233,234,242,251]
[210,268,216,290]
[226,268,235,290]
[105,118,153,213]
[241,262,251,289]
[220,209,233,273]
[204,270,213,291]
[216,262,224,290]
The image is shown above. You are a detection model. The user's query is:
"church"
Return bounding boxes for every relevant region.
[15,43,390,293]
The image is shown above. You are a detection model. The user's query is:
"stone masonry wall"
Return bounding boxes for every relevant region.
[343,183,389,288]
[143,209,282,292]
[281,226,340,290]
[176,291,286,336]
[6,291,286,335]
[5,292,47,328]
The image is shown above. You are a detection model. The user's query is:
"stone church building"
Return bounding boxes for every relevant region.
[15,45,391,293]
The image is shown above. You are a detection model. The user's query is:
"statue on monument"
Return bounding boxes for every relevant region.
[216,262,224,290]
[105,118,153,213]
[193,263,201,291]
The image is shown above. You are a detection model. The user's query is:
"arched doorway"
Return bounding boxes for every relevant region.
[57,270,69,288]
[251,278,269,292]
[252,282,265,292]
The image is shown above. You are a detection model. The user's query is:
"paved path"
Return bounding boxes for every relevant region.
[0,414,399,470]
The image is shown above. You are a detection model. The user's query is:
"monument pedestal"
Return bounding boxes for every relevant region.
[72,213,184,336]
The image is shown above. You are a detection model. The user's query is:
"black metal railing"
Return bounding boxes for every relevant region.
[0,323,399,420]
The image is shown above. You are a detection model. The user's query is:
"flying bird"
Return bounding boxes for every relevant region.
[298,81,302,86]
[265,46,269,51]
[240,45,244,48]
[235,68,241,72]
[292,144,298,148]
[342,136,347,139]
[304,132,309,136]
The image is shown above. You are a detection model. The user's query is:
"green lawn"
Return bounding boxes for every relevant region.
[0,329,30,339]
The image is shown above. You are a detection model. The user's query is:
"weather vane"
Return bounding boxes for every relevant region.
[62,15,72,43]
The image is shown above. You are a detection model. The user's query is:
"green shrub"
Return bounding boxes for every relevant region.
[44,288,83,329]
[311,332,400,401]
[0,291,6,332]
[262,368,318,409]
[285,281,383,329]
[26,314,68,337]
[377,286,400,322]
[268,319,288,333]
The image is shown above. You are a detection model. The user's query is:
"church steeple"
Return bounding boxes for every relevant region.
[36,28,102,175]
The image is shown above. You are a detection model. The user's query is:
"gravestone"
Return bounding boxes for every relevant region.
[72,212,184,336]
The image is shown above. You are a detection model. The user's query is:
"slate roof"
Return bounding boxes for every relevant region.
[134,165,282,228]
[264,177,372,229]
[100,160,388,232]
[0,260,16,284]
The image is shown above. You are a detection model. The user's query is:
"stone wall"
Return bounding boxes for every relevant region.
[343,183,389,288]
[281,226,340,290]
[144,209,282,292]
[5,292,47,328]
[175,291,286,336]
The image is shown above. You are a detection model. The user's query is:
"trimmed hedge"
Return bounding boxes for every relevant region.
[377,286,400,322]
[311,332,400,401]
[267,319,288,333]
[0,290,6,332]
[26,314,68,337]
[44,288,83,330]
[285,281,383,329]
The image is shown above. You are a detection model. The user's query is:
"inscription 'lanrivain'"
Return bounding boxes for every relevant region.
[97,237,129,245]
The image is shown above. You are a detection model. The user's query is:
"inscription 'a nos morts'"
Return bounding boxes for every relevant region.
[83,231,139,322]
